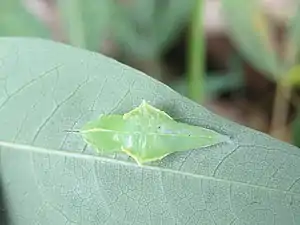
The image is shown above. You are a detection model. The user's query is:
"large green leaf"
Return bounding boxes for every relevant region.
[0,38,299,225]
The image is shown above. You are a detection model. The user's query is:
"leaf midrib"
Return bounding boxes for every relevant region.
[0,140,299,197]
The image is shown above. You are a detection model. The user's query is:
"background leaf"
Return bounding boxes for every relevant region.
[112,0,195,58]
[0,38,299,225]
[57,0,112,51]
[221,0,282,78]
[0,0,49,37]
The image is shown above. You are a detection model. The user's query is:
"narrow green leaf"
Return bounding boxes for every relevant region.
[221,0,282,78]
[286,2,300,67]
[57,0,111,51]
[112,0,195,58]
[57,0,86,48]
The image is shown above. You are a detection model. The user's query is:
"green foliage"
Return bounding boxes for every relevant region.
[221,0,282,78]
[0,0,49,37]
[170,72,244,100]
[57,0,111,51]
[284,2,300,86]
[222,0,300,149]
[111,0,195,58]
[288,4,300,147]
[171,55,245,100]
[287,2,300,67]
[56,0,196,57]
[222,0,300,86]
[0,38,299,224]
[0,0,195,58]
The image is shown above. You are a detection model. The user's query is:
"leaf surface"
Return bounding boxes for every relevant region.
[0,38,299,225]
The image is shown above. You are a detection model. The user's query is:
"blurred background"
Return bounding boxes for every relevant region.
[2,0,300,147]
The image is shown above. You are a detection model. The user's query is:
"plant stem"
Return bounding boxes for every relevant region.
[269,26,298,141]
[269,81,291,140]
[187,0,205,103]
